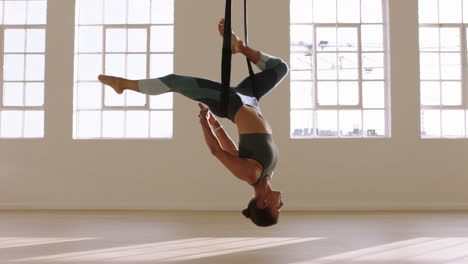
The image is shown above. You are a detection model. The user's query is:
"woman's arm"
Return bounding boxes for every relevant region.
[199,114,224,155]
[198,104,258,183]
[207,113,239,156]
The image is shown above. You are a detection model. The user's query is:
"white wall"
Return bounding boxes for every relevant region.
[1,0,467,211]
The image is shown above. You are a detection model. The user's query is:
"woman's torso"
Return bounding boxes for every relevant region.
[234,105,272,134]
[234,105,278,184]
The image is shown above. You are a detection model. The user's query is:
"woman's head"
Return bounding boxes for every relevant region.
[242,192,284,227]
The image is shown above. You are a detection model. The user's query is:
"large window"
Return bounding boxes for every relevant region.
[74,0,174,139]
[419,0,468,138]
[290,0,388,138]
[0,0,47,138]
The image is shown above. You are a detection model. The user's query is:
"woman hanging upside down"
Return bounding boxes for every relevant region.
[98,19,288,227]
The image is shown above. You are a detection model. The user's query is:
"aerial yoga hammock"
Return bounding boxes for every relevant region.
[98,0,289,227]
[220,0,257,117]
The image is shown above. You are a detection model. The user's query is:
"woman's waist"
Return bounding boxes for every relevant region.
[234,106,272,134]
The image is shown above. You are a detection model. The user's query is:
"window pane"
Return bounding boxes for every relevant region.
[4,55,25,81]
[338,82,359,105]
[127,54,147,79]
[338,53,358,80]
[106,28,126,52]
[291,81,314,108]
[150,54,173,77]
[363,81,385,108]
[361,25,384,51]
[102,111,125,138]
[0,2,3,23]
[77,82,102,109]
[77,54,102,81]
[291,25,314,52]
[291,110,314,137]
[25,55,45,81]
[362,53,384,80]
[337,27,358,51]
[420,53,440,80]
[104,0,126,24]
[128,29,147,52]
[440,53,461,80]
[362,0,383,23]
[105,87,125,106]
[78,0,103,25]
[314,0,336,23]
[27,1,47,25]
[125,90,146,107]
[24,111,44,138]
[317,110,338,137]
[3,83,24,106]
[337,0,360,23]
[105,54,126,77]
[439,0,462,23]
[26,29,46,52]
[150,111,172,138]
[441,81,462,105]
[339,110,362,137]
[317,53,337,80]
[421,110,441,137]
[466,110,468,137]
[1,111,23,137]
[128,0,150,24]
[316,27,336,52]
[291,70,314,81]
[4,29,26,52]
[78,26,103,52]
[151,0,174,24]
[318,82,337,105]
[420,81,441,105]
[464,0,468,23]
[77,111,101,138]
[291,0,313,23]
[4,1,26,25]
[150,93,173,110]
[291,53,313,71]
[363,110,385,137]
[25,82,44,107]
[419,0,439,23]
[151,26,174,52]
[126,111,149,138]
[442,110,465,137]
[440,28,461,51]
[419,27,440,51]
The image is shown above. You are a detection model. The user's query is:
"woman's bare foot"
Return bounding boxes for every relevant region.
[218,18,245,54]
[98,75,124,94]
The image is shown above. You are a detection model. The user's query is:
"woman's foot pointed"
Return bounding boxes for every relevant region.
[218,18,245,54]
[98,75,124,94]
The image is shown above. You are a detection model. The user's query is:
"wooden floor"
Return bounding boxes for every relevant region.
[1,211,468,264]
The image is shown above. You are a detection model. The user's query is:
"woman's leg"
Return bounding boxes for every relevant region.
[98,74,228,117]
[235,47,289,101]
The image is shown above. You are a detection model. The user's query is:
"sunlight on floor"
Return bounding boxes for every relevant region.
[290,237,468,264]
[13,237,323,262]
[0,237,95,249]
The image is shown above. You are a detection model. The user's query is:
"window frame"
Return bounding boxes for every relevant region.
[419,23,468,138]
[290,0,390,139]
[73,0,174,140]
[0,0,47,139]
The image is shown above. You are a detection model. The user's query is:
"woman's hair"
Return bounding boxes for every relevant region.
[242,198,278,227]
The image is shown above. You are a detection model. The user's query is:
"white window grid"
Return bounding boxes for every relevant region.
[0,0,47,139]
[419,23,468,138]
[74,0,174,139]
[290,0,389,139]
